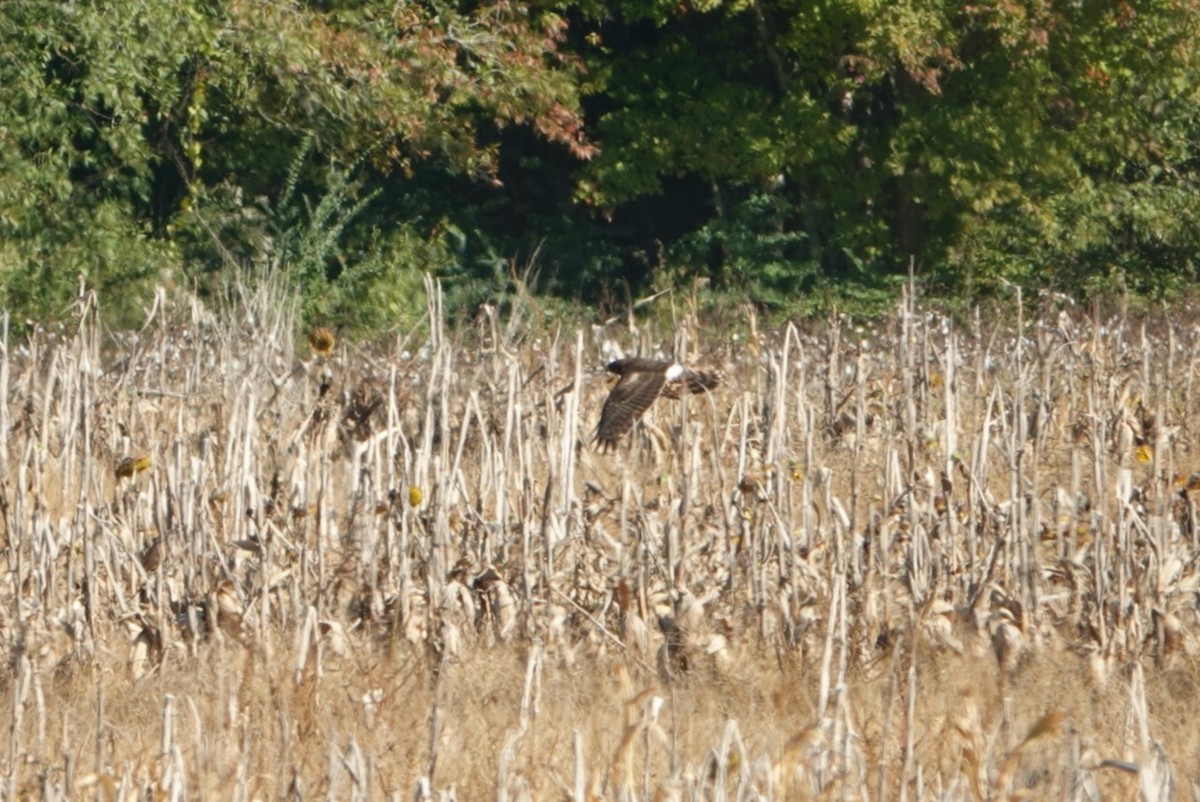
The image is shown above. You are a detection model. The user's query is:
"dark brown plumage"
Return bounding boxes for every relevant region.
[594,358,720,453]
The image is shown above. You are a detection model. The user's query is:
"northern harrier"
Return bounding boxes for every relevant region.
[594,358,720,453]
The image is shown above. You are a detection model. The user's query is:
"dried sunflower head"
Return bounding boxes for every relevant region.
[116,454,153,479]
[308,326,336,358]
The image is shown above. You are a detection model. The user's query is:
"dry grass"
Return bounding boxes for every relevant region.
[3,280,1200,801]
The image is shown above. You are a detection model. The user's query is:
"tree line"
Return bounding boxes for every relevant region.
[2,0,1198,328]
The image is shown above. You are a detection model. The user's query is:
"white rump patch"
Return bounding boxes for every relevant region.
[665,363,685,381]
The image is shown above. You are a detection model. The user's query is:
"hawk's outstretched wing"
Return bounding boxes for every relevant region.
[595,367,668,453]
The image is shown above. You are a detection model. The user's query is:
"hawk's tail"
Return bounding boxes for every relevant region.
[683,369,721,394]
[662,368,721,399]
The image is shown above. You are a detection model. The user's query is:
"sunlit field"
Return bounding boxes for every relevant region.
[2,281,1198,801]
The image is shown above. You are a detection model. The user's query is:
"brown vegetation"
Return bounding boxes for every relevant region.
[2,282,1198,800]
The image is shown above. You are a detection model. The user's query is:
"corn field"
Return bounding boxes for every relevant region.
[2,278,1198,801]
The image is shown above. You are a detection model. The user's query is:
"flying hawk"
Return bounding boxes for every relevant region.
[594,358,720,453]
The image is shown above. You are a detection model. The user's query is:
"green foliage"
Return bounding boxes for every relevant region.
[0,0,590,328]
[0,0,198,323]
[669,193,815,307]
[576,0,1200,305]
[3,0,1200,328]
[270,146,382,314]
[182,138,457,333]
[892,0,1200,297]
